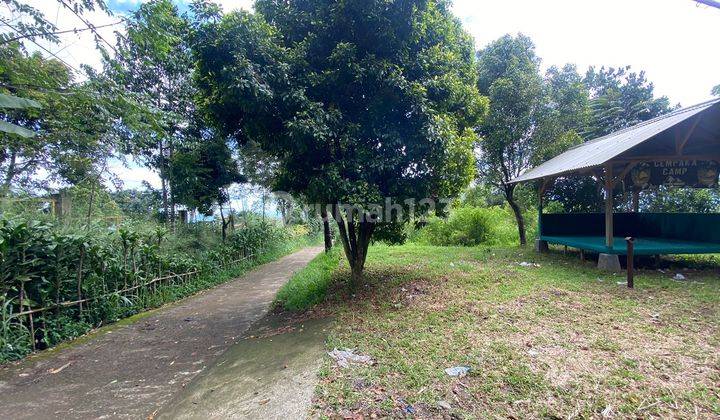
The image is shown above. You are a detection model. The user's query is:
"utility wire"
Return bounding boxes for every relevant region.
[0,20,124,45]
[0,19,82,74]
[694,0,720,9]
[56,0,118,55]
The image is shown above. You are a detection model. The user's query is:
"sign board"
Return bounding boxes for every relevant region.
[626,160,719,190]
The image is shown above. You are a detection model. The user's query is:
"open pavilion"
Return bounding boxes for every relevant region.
[510,98,720,277]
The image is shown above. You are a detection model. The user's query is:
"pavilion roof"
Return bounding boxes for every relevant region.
[510,98,720,183]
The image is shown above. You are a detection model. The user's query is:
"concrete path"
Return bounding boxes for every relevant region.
[157,315,331,420]
[0,247,323,419]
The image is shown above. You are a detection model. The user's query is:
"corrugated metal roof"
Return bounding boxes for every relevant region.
[510,98,720,183]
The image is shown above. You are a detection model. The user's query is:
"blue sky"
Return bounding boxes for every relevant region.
[107,0,191,14]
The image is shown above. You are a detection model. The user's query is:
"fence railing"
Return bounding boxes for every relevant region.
[5,249,259,353]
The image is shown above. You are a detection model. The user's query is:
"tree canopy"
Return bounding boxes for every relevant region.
[195,0,487,283]
[476,34,589,244]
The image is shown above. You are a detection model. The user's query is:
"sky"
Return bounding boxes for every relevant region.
[3,0,720,191]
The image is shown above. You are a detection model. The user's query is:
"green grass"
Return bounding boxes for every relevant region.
[312,243,720,418]
[275,248,341,311]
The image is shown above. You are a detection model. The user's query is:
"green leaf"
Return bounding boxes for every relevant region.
[0,121,36,138]
[0,93,41,109]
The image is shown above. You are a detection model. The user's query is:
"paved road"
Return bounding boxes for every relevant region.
[157,315,332,420]
[0,247,323,419]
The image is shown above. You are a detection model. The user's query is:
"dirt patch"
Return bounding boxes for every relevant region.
[0,247,322,419]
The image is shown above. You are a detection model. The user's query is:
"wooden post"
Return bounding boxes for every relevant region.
[632,190,640,213]
[538,179,544,237]
[625,237,635,289]
[604,164,614,249]
[77,246,85,314]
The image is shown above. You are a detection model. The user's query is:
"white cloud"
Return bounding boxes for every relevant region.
[453,0,720,106]
[107,158,161,190]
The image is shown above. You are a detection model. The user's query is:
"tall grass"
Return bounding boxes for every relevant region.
[413,206,531,247]
[275,248,341,311]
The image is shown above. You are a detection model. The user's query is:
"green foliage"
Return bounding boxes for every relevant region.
[110,187,162,220]
[0,0,109,46]
[109,0,241,216]
[641,187,720,213]
[169,137,245,215]
[583,66,674,139]
[0,42,148,192]
[476,35,587,244]
[414,206,519,247]
[195,0,486,280]
[0,213,311,363]
[713,84,720,97]
[477,34,544,188]
[275,248,341,311]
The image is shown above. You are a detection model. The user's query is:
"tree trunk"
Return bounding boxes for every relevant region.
[219,203,227,241]
[169,143,176,233]
[77,246,85,314]
[321,207,332,253]
[332,205,374,290]
[2,150,16,196]
[161,178,169,225]
[504,184,527,246]
[86,181,96,224]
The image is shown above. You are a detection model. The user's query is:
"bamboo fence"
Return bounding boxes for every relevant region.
[7,249,258,352]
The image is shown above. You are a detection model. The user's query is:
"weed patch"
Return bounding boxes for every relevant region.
[313,244,720,418]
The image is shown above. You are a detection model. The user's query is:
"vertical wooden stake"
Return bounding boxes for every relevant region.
[626,237,635,289]
[632,190,640,213]
[605,164,614,249]
[580,249,585,262]
[28,312,36,351]
[77,246,85,314]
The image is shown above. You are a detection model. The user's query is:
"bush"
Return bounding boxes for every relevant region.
[0,214,316,363]
[414,206,522,246]
[275,248,341,311]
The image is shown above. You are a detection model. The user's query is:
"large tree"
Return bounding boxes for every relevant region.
[109,0,195,224]
[0,43,131,195]
[583,66,672,139]
[475,34,545,245]
[195,0,486,285]
[476,36,592,243]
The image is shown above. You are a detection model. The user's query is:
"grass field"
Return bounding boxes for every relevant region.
[311,244,720,418]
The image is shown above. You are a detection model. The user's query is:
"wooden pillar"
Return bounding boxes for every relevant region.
[538,179,544,237]
[605,164,614,248]
[631,190,639,213]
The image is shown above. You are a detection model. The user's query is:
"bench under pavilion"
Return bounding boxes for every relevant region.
[510,98,720,273]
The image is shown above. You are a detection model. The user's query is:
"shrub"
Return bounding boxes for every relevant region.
[414,206,521,246]
[0,214,314,363]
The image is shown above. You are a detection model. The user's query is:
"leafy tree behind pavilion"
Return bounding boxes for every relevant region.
[194,0,487,285]
[475,35,589,245]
